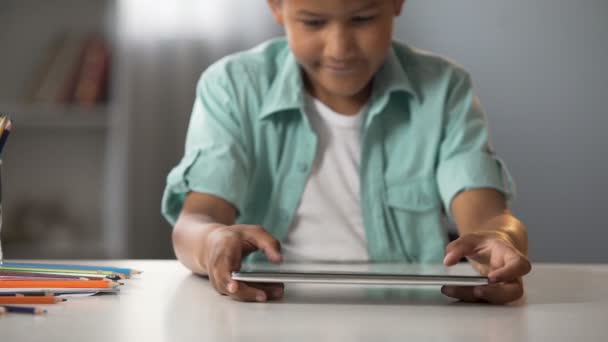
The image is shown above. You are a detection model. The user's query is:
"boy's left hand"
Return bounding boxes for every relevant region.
[441,231,532,304]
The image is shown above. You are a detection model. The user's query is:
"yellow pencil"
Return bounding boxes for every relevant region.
[0,115,6,137]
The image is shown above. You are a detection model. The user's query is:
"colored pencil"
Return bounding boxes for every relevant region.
[0,276,90,281]
[0,265,120,275]
[0,296,65,304]
[0,115,7,135]
[0,116,11,155]
[0,280,119,289]
[0,293,53,296]
[0,271,99,280]
[0,292,97,297]
[0,130,10,153]
[0,270,121,281]
[0,266,124,279]
[1,305,47,315]
[0,287,119,295]
[0,262,141,277]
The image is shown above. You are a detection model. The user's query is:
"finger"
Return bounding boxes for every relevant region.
[471,261,490,276]
[444,235,480,266]
[243,226,283,262]
[488,254,532,283]
[229,282,270,302]
[207,257,230,295]
[211,251,242,295]
[474,279,524,305]
[212,252,279,302]
[441,285,479,303]
[246,282,285,300]
[207,273,227,296]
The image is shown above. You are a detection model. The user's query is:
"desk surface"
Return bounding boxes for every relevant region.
[1,261,607,342]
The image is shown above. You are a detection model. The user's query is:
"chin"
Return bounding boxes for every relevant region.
[324,81,369,98]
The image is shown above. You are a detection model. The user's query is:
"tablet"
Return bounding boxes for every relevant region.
[232,262,488,286]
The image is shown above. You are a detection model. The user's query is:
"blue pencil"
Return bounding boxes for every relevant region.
[1,305,47,315]
[0,115,11,155]
[1,263,141,277]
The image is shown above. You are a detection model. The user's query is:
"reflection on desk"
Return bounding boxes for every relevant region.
[1,261,607,342]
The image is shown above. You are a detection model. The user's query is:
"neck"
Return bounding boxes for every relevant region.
[304,80,372,116]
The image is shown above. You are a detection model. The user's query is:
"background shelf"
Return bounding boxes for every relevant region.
[0,0,128,259]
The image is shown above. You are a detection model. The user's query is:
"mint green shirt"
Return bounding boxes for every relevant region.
[161,38,514,263]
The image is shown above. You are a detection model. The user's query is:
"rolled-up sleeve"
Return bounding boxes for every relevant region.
[161,67,250,225]
[436,72,515,218]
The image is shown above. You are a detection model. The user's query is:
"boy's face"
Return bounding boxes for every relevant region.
[269,0,405,106]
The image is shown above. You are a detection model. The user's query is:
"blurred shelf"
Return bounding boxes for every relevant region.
[0,0,129,259]
[1,103,111,129]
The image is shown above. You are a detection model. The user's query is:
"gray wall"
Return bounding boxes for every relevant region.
[120,3,282,258]
[125,1,607,262]
[395,0,608,263]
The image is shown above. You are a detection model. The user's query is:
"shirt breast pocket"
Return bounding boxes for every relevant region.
[383,177,446,262]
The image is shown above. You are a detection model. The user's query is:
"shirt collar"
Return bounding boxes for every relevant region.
[371,46,421,105]
[259,51,304,120]
[259,43,420,121]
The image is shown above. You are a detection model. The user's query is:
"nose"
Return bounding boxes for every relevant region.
[324,24,355,61]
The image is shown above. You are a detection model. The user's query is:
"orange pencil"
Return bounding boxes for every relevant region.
[0,280,119,288]
[0,296,65,304]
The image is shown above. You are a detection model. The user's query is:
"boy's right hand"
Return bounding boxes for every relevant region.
[203,224,284,302]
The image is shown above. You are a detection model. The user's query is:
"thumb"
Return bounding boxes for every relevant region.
[242,225,283,263]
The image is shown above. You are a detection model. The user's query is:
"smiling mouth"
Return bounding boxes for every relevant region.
[324,63,359,75]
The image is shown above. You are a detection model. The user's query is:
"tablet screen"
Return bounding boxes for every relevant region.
[232,262,487,286]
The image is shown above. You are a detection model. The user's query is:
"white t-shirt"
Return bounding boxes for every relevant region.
[281,94,369,262]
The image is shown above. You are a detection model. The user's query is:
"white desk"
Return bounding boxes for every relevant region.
[1,261,607,342]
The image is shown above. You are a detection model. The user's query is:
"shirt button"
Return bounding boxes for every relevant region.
[279,209,290,221]
[297,162,309,173]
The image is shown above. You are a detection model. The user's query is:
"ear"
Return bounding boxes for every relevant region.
[267,0,285,25]
[393,0,406,16]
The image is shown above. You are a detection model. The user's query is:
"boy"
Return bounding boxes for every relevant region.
[162,0,531,304]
